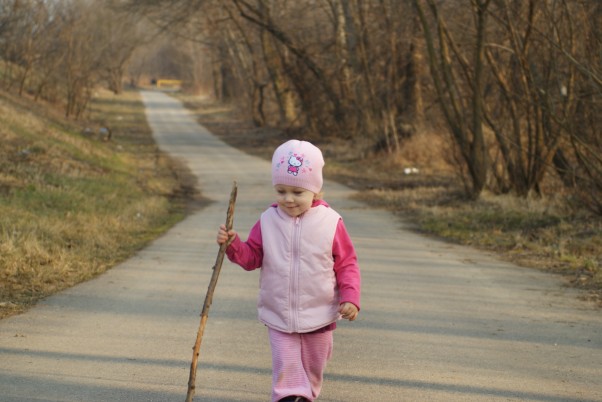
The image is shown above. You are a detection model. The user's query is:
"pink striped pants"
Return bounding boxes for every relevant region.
[268,327,334,402]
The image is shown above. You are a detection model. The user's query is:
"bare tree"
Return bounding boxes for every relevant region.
[259,1,300,126]
[231,0,345,129]
[0,0,147,117]
[6,1,51,96]
[413,0,491,199]
[97,0,147,94]
[547,1,602,213]
[480,1,566,196]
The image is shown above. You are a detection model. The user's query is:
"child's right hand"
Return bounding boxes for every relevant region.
[217,224,236,246]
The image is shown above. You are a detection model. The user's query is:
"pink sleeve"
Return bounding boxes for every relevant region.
[226,220,263,271]
[333,219,361,310]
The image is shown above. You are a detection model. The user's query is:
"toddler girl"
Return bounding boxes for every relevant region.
[217,139,361,402]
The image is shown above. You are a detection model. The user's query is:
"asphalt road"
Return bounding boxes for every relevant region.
[0,90,600,402]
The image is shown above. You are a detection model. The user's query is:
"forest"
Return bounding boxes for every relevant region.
[1,0,600,212]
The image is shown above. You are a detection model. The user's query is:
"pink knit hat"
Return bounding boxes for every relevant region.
[272,140,324,193]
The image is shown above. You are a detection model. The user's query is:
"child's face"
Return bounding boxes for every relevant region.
[274,184,315,217]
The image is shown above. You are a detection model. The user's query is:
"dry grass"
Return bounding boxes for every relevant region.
[179,95,601,306]
[0,89,199,318]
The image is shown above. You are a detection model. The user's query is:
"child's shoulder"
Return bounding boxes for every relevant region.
[312,199,330,208]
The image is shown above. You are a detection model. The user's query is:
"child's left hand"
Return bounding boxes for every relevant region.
[339,302,359,321]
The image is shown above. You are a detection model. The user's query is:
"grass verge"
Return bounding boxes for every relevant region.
[0,89,199,318]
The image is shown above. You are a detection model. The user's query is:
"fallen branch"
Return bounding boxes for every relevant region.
[186,181,238,402]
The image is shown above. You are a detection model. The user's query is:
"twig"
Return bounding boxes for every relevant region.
[185,181,238,402]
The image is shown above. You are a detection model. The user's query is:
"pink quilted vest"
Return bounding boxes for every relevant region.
[258,205,341,333]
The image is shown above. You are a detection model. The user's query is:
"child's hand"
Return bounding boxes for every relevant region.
[217,224,236,246]
[339,302,359,321]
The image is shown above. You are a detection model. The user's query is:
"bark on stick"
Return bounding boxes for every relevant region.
[186,181,238,402]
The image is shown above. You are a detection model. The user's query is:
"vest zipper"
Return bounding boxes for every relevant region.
[290,215,302,332]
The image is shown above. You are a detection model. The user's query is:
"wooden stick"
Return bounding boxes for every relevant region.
[186,181,238,402]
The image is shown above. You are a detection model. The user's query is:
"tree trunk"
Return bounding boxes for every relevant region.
[413,0,489,199]
[467,0,491,198]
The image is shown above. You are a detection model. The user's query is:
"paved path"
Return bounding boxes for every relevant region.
[0,90,600,402]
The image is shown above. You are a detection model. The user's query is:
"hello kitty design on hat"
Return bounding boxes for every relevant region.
[287,154,303,176]
[272,140,324,193]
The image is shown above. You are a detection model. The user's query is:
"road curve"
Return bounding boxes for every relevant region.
[0,90,600,402]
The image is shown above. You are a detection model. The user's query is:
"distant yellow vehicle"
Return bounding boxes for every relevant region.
[156,79,182,88]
